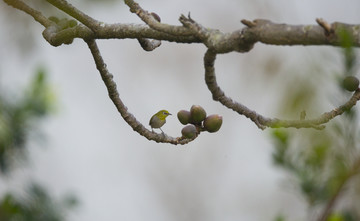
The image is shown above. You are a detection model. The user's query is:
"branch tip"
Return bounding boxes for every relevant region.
[241,19,256,28]
[316,18,333,35]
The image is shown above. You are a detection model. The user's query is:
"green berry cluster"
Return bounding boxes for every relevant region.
[178,105,223,139]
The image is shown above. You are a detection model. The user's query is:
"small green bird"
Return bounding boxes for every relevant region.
[149,110,172,133]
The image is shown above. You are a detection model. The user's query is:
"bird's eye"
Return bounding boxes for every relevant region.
[163,112,167,115]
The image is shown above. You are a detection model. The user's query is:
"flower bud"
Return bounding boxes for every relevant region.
[342,76,359,92]
[190,105,206,124]
[181,125,197,139]
[177,110,191,125]
[204,114,223,133]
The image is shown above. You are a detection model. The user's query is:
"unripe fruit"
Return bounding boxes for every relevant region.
[190,105,206,124]
[181,125,197,139]
[204,114,223,133]
[177,110,191,125]
[342,76,359,92]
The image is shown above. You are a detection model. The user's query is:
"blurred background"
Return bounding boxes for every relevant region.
[1,0,360,220]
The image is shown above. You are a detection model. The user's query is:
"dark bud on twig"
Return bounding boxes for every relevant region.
[151,12,161,22]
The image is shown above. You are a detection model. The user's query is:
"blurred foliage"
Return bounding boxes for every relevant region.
[0,69,77,220]
[273,214,287,221]
[338,28,357,76]
[0,68,55,174]
[327,212,357,221]
[271,34,360,220]
[0,183,77,221]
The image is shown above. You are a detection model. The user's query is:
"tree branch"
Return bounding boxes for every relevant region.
[4,0,360,133]
[4,0,360,49]
[42,18,360,50]
[204,49,360,130]
[3,0,52,28]
[85,39,195,145]
[42,22,201,47]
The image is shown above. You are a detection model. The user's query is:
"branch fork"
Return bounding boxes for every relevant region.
[179,14,255,53]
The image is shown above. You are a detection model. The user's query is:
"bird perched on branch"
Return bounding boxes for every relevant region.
[149,110,171,133]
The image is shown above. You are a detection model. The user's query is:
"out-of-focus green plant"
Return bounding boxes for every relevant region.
[0,69,78,221]
[273,214,287,221]
[339,28,357,76]
[271,31,360,221]
[0,183,77,221]
[0,68,55,174]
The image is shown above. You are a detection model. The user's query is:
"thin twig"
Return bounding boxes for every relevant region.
[241,19,256,28]
[204,50,267,129]
[316,18,333,35]
[3,0,52,27]
[45,0,101,32]
[204,49,360,130]
[124,0,193,36]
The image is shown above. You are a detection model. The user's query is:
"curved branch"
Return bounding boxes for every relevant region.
[3,0,52,28]
[85,39,195,145]
[204,49,360,130]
